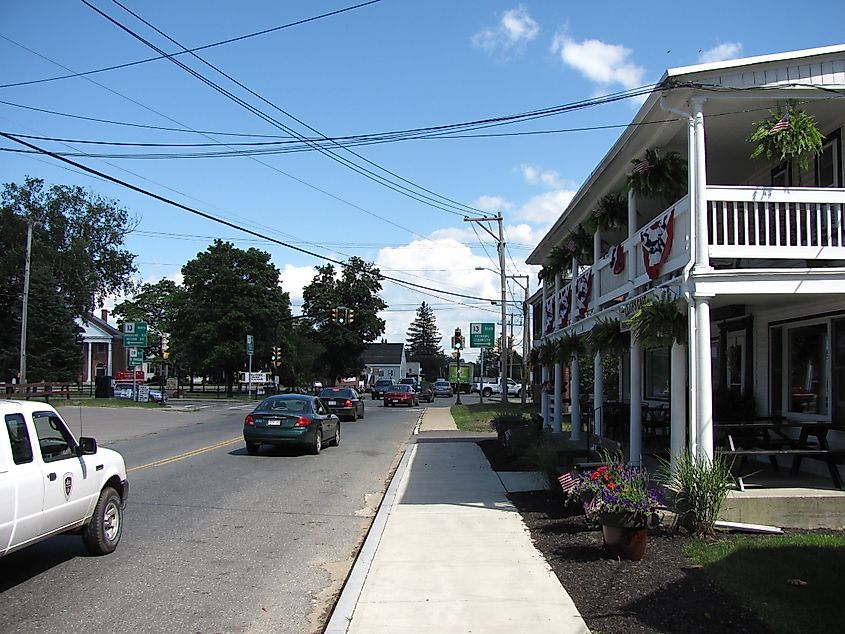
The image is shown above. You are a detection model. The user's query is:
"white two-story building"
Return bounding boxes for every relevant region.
[527,44,845,485]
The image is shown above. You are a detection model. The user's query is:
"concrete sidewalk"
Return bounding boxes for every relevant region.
[327,408,588,633]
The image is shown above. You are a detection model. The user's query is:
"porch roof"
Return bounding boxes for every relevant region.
[527,44,845,266]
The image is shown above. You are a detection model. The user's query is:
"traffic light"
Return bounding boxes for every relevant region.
[453,327,463,350]
[337,306,347,325]
[271,345,280,366]
[331,307,338,323]
[346,308,354,324]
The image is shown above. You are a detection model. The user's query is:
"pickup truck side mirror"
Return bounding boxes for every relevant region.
[77,436,98,456]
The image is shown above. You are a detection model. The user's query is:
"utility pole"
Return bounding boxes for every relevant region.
[507,274,530,405]
[19,218,33,385]
[465,214,508,403]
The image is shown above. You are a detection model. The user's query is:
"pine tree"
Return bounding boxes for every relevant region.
[406,302,442,358]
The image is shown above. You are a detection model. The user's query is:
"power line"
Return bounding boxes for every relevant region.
[1,131,502,304]
[0,1,383,89]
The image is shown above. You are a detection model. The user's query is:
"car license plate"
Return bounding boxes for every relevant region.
[267,418,281,426]
[327,400,336,406]
[392,399,400,403]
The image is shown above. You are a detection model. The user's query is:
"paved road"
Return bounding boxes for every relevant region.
[0,397,446,633]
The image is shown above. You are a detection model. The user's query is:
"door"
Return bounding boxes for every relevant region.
[725,332,745,394]
[2,413,43,552]
[832,318,845,423]
[32,411,96,532]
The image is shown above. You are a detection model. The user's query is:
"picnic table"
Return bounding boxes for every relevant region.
[715,418,845,490]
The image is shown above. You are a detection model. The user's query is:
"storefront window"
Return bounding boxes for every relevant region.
[644,348,670,400]
[788,324,828,415]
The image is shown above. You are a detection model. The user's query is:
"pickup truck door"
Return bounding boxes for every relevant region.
[1,412,44,554]
[31,410,96,533]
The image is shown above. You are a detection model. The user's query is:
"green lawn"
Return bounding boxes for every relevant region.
[450,401,538,432]
[686,533,845,633]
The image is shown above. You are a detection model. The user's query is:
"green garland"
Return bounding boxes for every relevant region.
[748,104,824,172]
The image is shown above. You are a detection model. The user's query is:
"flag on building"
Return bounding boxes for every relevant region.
[640,208,675,280]
[769,113,790,133]
[631,158,652,174]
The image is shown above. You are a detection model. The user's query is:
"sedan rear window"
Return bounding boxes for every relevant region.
[319,388,353,398]
[259,397,309,413]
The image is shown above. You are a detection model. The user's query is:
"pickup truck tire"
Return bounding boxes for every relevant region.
[482,387,492,397]
[82,486,123,555]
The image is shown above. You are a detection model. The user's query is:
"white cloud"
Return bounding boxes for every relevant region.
[551,35,644,90]
[698,42,743,63]
[520,164,571,190]
[280,264,317,308]
[472,195,513,213]
[514,189,576,224]
[472,5,539,56]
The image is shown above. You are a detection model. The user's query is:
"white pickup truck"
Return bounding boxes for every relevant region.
[1,400,129,557]
[472,378,524,398]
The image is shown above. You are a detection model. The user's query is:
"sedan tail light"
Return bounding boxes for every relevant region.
[244,414,255,426]
[344,399,352,407]
[295,416,311,427]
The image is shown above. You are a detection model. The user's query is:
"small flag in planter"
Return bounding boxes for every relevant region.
[769,113,790,133]
[558,471,578,493]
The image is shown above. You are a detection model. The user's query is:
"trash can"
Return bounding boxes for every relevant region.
[95,375,112,398]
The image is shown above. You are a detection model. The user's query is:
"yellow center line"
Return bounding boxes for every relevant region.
[128,436,242,473]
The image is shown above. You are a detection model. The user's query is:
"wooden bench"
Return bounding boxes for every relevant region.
[717,448,845,491]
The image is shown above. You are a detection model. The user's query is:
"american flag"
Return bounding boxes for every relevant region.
[558,471,578,493]
[770,113,790,133]
[631,158,652,174]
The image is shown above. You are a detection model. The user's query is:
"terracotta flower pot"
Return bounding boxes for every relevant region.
[599,511,649,560]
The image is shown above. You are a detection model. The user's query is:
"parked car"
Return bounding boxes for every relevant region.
[371,379,395,400]
[398,378,418,390]
[318,387,365,421]
[432,380,454,398]
[418,385,434,403]
[383,384,419,407]
[0,401,129,557]
[243,394,340,456]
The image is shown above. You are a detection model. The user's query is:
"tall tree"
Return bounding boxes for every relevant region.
[113,278,182,365]
[405,302,443,381]
[0,178,137,381]
[301,257,387,383]
[169,240,291,396]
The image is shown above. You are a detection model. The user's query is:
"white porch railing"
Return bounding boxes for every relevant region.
[707,186,845,260]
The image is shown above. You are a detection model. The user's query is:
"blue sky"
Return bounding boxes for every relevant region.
[2,1,842,352]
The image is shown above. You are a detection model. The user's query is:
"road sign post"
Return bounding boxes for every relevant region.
[246,334,254,398]
[122,321,148,348]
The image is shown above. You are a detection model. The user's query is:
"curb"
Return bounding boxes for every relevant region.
[324,442,416,633]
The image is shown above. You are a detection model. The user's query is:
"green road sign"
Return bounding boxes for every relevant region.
[123,322,148,347]
[469,322,495,348]
[246,334,254,356]
[128,347,143,368]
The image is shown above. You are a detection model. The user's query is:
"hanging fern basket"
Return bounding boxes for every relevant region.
[625,294,686,348]
[747,105,824,172]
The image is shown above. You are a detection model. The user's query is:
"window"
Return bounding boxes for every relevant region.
[787,324,828,415]
[5,413,33,464]
[815,129,842,188]
[771,162,791,187]
[771,327,783,416]
[32,412,76,463]
[644,348,670,400]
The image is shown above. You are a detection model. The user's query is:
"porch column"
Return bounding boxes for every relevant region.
[627,190,637,278]
[594,352,603,438]
[553,359,563,433]
[695,298,714,461]
[541,364,550,429]
[629,335,643,465]
[107,339,113,376]
[670,341,687,471]
[542,280,549,335]
[570,356,581,441]
[692,97,710,270]
[86,342,93,383]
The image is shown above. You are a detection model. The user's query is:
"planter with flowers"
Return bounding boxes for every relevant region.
[561,458,663,561]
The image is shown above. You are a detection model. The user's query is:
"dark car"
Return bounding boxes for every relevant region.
[383,384,419,407]
[418,385,434,403]
[243,394,340,456]
[318,387,365,421]
[371,379,395,400]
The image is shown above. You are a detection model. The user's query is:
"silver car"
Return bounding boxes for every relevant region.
[432,380,454,397]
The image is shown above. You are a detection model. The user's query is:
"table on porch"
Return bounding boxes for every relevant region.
[715,419,845,490]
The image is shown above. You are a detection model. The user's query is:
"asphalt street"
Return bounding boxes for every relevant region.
[0,395,454,633]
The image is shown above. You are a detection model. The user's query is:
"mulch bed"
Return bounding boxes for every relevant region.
[479,440,774,634]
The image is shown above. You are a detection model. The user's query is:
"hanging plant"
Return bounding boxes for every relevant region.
[538,266,554,283]
[556,331,587,363]
[747,104,824,172]
[538,341,557,366]
[625,293,686,348]
[627,148,688,205]
[545,244,574,278]
[565,226,594,263]
[588,317,629,355]
[588,192,628,234]
[529,347,541,369]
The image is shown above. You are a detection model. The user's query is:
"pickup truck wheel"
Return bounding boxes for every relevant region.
[82,486,123,555]
[482,387,492,397]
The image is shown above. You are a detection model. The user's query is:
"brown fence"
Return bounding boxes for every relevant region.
[1,382,74,401]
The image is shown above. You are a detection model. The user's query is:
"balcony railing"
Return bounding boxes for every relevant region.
[707,186,845,260]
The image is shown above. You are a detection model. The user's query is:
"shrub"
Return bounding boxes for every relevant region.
[657,451,734,536]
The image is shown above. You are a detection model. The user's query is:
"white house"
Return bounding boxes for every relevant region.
[527,44,845,485]
[360,343,408,386]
